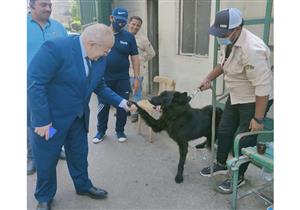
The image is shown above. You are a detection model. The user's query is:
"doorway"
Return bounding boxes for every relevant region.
[147,0,159,94]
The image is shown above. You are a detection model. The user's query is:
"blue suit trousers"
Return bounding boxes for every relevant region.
[30,117,92,202]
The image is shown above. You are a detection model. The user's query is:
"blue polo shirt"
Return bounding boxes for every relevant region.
[27,13,68,66]
[104,29,138,81]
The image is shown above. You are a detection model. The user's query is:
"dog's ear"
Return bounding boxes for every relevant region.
[173,92,181,97]
[181,92,192,103]
[172,91,189,105]
[181,92,189,103]
[173,92,187,98]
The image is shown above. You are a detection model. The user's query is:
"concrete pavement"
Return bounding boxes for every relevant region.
[27,94,273,210]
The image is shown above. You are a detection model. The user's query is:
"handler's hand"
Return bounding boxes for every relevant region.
[34,123,52,141]
[133,79,139,93]
[129,104,138,113]
[249,119,264,132]
[121,100,138,113]
[198,78,211,91]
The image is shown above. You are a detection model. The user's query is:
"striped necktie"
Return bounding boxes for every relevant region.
[84,57,92,82]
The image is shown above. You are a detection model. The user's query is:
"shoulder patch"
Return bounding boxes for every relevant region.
[244,64,254,71]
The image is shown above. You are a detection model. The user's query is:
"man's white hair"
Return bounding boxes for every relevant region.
[81,23,114,45]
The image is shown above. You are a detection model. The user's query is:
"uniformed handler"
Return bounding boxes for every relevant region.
[198,8,274,193]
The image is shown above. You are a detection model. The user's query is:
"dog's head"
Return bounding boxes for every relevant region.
[149,91,190,111]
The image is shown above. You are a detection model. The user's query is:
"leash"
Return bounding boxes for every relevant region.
[188,85,206,102]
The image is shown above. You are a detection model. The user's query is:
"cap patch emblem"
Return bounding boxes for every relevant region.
[219,24,228,28]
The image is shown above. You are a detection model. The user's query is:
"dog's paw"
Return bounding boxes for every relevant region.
[175,175,183,183]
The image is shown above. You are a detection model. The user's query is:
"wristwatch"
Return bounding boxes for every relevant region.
[253,117,264,124]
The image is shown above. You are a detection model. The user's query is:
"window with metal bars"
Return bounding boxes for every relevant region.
[178,0,211,56]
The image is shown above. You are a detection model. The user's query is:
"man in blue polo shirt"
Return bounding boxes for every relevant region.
[93,7,140,143]
[27,0,68,176]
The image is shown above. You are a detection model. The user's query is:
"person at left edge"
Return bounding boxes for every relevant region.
[27,0,67,176]
[93,6,140,144]
[28,23,137,210]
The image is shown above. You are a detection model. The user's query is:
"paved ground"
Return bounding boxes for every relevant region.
[28,94,273,210]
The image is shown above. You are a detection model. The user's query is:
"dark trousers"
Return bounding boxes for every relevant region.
[27,126,34,161]
[216,97,273,177]
[30,117,92,202]
[27,106,34,161]
[97,79,130,133]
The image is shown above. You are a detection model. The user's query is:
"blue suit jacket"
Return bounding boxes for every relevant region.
[28,36,123,132]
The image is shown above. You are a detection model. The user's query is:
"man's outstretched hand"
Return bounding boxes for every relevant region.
[121,100,138,113]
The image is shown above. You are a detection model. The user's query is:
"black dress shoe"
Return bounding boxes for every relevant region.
[76,186,108,199]
[36,202,51,210]
[27,159,36,175]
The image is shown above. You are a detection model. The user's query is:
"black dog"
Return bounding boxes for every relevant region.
[135,91,223,183]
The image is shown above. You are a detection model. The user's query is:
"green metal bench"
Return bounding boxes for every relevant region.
[226,118,274,210]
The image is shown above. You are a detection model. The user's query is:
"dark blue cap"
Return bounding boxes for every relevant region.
[112,6,128,21]
[209,8,243,37]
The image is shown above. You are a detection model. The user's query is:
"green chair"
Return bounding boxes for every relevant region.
[226,118,274,210]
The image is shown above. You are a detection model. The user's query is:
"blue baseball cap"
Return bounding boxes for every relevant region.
[209,8,243,37]
[112,6,128,21]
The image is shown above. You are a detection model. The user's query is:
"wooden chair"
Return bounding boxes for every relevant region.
[137,75,176,142]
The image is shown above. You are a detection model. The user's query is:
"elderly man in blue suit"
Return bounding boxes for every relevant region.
[28,23,136,210]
